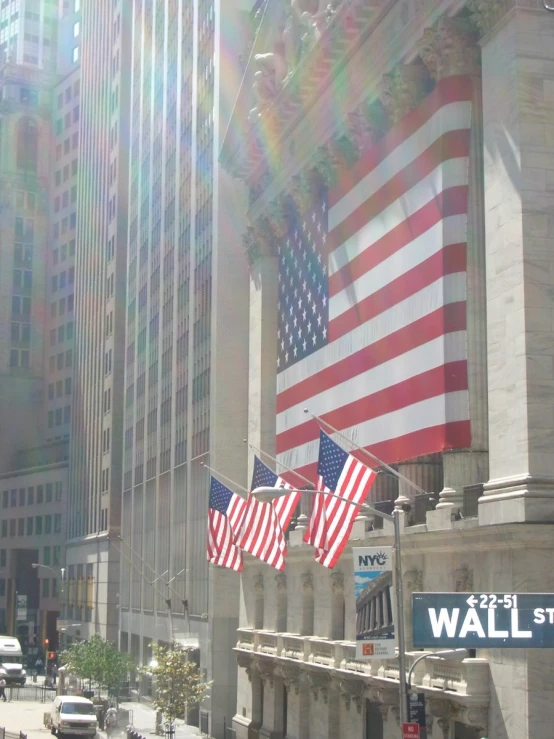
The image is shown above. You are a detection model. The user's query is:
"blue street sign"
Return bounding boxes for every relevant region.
[413,593,554,648]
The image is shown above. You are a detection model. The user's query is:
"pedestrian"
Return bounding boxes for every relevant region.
[52,664,58,686]
[0,676,7,702]
[35,656,43,676]
[105,707,118,737]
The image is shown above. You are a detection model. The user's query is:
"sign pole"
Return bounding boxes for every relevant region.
[394,509,408,726]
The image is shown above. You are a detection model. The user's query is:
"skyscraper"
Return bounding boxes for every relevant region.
[65,0,130,641]
[119,1,251,734]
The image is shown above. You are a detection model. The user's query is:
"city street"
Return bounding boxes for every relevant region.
[0,699,204,739]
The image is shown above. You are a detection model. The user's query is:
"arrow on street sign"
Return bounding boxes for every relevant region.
[466,595,477,607]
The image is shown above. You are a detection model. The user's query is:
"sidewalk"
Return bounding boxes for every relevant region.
[119,702,203,739]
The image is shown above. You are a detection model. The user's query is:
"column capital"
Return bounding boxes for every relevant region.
[243,218,279,266]
[330,571,344,594]
[380,62,431,126]
[253,572,265,596]
[418,16,481,81]
[300,571,314,592]
[453,565,473,593]
[274,662,301,694]
[306,670,330,703]
[338,678,365,713]
[275,573,287,591]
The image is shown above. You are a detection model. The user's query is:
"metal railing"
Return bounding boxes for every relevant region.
[6,685,56,703]
[199,711,209,736]
[223,718,236,739]
[0,729,28,739]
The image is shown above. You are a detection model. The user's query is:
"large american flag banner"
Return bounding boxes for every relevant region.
[306,430,377,568]
[276,76,473,479]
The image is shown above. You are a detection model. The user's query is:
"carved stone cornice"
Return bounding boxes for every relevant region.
[275,573,287,591]
[453,565,473,592]
[236,651,255,682]
[457,706,488,732]
[370,687,399,710]
[339,678,365,713]
[306,671,330,703]
[301,571,314,592]
[330,571,344,594]
[428,698,457,720]
[418,16,481,81]
[274,662,301,695]
[253,572,265,596]
[256,658,275,687]
[380,62,431,126]
[243,218,279,266]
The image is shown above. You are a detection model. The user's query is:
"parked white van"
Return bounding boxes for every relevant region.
[51,696,98,738]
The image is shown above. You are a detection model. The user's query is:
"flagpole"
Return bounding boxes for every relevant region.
[245,441,314,488]
[303,409,427,497]
[201,462,250,496]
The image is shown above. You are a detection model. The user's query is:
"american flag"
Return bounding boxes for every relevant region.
[276,76,473,480]
[237,456,301,571]
[305,430,377,568]
[207,477,247,572]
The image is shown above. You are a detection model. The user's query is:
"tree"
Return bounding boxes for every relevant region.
[141,642,212,723]
[60,634,134,696]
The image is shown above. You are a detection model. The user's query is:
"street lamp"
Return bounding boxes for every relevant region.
[32,563,66,651]
[251,485,410,726]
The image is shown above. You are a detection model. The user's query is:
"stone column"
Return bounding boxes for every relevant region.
[300,571,314,636]
[338,679,365,738]
[258,660,284,739]
[472,1,554,524]
[418,15,490,518]
[246,217,279,480]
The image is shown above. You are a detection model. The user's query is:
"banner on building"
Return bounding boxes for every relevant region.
[16,594,27,622]
[353,547,395,659]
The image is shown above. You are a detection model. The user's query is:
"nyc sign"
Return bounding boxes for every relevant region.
[413,593,554,648]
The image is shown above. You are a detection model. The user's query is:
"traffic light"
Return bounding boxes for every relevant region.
[44,638,49,646]
[48,651,56,660]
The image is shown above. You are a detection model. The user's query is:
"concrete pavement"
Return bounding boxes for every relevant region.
[0,698,206,739]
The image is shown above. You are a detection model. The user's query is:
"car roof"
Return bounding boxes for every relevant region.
[59,697,94,704]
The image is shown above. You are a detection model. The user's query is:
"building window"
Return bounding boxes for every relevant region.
[42,578,50,598]
[26,517,33,536]
[46,484,53,503]
[54,514,61,534]
[1,521,7,538]
[27,487,34,505]
[2,491,7,509]
[53,546,60,565]
[0,550,6,568]
[37,485,43,503]
[0,579,5,597]
[35,517,42,535]
[45,515,52,534]
[17,519,24,536]
[16,118,38,171]
[10,490,17,507]
[43,546,51,566]
[9,520,15,537]
[55,482,63,501]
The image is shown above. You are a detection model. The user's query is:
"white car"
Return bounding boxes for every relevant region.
[51,696,98,738]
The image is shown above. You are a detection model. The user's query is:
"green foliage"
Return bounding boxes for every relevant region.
[60,634,134,693]
[140,642,212,722]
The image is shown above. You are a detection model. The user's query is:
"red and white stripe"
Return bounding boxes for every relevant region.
[307,455,377,569]
[238,490,301,571]
[207,494,248,572]
[276,76,473,479]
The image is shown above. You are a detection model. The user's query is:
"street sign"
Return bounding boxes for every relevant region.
[408,692,426,727]
[353,547,395,659]
[402,723,420,738]
[413,592,554,648]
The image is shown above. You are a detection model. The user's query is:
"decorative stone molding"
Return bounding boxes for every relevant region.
[312,144,338,188]
[418,16,481,81]
[275,662,301,695]
[275,573,287,591]
[458,706,488,732]
[236,652,255,682]
[256,658,275,688]
[371,687,399,710]
[253,573,265,597]
[467,0,513,36]
[453,565,473,593]
[330,571,344,593]
[339,678,364,713]
[380,62,431,126]
[266,196,289,239]
[306,671,330,703]
[345,103,382,160]
[428,697,456,720]
[243,218,278,266]
[289,170,319,216]
[300,571,314,592]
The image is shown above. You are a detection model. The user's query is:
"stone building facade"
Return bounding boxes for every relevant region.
[221,1,554,737]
